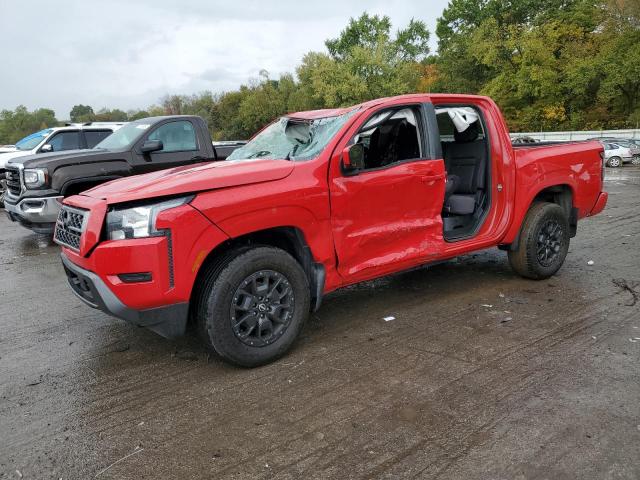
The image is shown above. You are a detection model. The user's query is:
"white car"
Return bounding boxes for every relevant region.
[602,142,640,167]
[0,123,125,206]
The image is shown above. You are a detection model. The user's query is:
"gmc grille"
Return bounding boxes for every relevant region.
[5,167,21,196]
[54,206,88,251]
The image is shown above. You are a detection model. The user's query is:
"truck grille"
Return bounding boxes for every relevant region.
[5,167,22,196]
[54,206,88,251]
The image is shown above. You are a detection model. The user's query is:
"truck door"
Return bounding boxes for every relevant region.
[132,119,203,173]
[329,104,446,282]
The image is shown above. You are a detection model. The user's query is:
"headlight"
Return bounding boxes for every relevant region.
[24,168,47,188]
[106,196,191,240]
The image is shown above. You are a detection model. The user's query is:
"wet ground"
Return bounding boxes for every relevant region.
[1,168,639,480]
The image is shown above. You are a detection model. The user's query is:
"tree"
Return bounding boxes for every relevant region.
[297,14,430,107]
[127,110,150,121]
[0,106,58,144]
[434,0,640,130]
[69,104,94,123]
[93,108,128,122]
[326,13,392,60]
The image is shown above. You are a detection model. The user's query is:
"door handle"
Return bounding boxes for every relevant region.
[421,174,444,182]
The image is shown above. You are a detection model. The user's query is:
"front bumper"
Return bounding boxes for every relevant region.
[60,252,189,338]
[4,195,62,233]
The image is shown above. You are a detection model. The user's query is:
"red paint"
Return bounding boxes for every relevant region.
[59,94,607,315]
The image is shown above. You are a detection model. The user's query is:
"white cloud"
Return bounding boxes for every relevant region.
[0,0,449,118]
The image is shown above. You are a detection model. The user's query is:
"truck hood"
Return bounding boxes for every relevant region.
[82,158,295,204]
[7,148,119,170]
[0,150,31,169]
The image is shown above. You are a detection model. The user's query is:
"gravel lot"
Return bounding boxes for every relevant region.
[1,168,639,479]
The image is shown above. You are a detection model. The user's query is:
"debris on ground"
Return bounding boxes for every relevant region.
[383,316,395,322]
[612,278,639,306]
[481,304,493,308]
[587,260,595,265]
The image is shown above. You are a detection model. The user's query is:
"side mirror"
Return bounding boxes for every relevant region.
[342,143,365,172]
[141,140,163,154]
[40,144,53,153]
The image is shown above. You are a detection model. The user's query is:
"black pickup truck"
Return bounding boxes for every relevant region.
[4,116,244,234]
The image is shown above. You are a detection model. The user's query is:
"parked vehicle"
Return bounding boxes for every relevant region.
[599,141,640,167]
[0,145,16,153]
[624,139,640,164]
[512,135,538,144]
[56,94,607,367]
[4,116,244,233]
[0,123,124,208]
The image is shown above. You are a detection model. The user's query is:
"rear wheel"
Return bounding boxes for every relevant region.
[508,202,570,280]
[607,156,622,167]
[631,155,640,166]
[195,246,310,367]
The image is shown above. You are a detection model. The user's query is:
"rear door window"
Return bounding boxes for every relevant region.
[84,130,113,148]
[47,131,81,151]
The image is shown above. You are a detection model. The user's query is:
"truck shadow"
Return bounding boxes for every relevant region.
[16,233,57,255]
[92,249,522,370]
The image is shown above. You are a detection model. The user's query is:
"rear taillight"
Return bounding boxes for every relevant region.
[600,149,605,181]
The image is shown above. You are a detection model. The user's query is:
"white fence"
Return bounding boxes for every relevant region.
[510,129,640,142]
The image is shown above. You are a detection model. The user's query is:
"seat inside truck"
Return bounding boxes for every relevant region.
[436,107,491,240]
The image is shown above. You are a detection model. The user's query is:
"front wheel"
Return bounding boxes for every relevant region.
[631,155,640,166]
[607,156,622,168]
[195,246,310,367]
[508,202,570,280]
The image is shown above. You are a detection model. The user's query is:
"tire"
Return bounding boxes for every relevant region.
[508,202,570,280]
[632,155,640,166]
[607,156,622,168]
[195,246,310,367]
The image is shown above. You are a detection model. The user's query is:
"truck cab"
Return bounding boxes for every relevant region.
[56,94,607,367]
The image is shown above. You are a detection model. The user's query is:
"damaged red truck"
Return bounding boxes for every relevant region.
[55,94,608,367]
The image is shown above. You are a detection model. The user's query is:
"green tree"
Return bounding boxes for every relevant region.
[69,104,94,123]
[298,14,430,107]
[93,108,128,122]
[0,106,58,144]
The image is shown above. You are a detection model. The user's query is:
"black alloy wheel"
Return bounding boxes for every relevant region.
[230,270,295,347]
[536,220,563,267]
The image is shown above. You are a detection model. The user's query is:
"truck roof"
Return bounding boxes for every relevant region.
[63,122,127,128]
[287,93,492,119]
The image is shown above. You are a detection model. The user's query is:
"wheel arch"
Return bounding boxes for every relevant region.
[190,225,326,314]
[60,176,123,197]
[501,183,577,251]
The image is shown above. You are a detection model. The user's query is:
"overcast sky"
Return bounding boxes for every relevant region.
[0,0,449,118]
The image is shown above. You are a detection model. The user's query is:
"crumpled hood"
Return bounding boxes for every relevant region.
[83,158,295,204]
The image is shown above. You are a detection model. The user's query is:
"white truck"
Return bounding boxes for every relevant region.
[0,122,125,206]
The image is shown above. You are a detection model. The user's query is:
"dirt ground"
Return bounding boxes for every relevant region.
[1,167,639,480]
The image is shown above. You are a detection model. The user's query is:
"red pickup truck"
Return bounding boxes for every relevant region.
[55,94,607,367]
